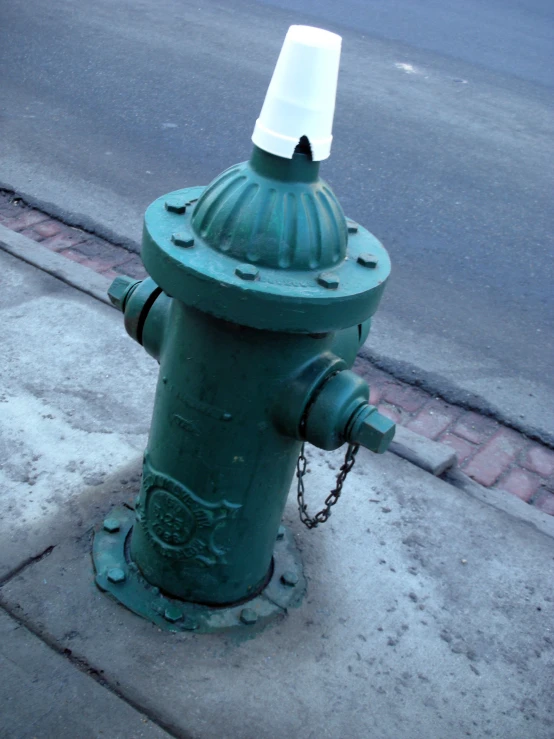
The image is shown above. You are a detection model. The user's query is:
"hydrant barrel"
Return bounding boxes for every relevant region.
[131,303,340,604]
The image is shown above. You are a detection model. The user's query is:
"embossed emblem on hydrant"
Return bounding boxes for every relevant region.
[138,458,241,565]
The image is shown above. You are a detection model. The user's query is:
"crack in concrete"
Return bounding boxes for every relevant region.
[0,598,188,739]
[0,545,55,588]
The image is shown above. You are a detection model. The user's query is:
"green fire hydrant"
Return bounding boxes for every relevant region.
[93,25,395,632]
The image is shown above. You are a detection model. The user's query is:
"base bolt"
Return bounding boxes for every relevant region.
[171,232,195,248]
[240,608,258,625]
[103,517,120,533]
[165,199,187,214]
[347,220,359,234]
[281,571,299,587]
[276,525,286,540]
[235,264,259,281]
[107,567,126,584]
[357,253,378,268]
[317,272,340,289]
[182,615,199,631]
[163,605,183,623]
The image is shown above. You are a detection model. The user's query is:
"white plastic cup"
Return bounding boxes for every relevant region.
[252,25,342,161]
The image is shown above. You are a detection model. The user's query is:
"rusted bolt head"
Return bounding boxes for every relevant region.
[103,517,120,533]
[240,608,258,625]
[357,253,378,268]
[108,275,139,312]
[281,571,299,587]
[107,567,126,584]
[163,605,183,623]
[171,232,195,248]
[235,264,259,281]
[317,272,340,289]
[164,198,187,214]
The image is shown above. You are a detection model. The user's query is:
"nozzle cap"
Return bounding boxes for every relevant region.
[252,25,342,161]
[349,406,396,455]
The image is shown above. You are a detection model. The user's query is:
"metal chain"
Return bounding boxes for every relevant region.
[296,442,360,529]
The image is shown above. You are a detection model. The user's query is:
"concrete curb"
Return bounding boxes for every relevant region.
[389,424,457,476]
[444,466,554,539]
[0,223,112,307]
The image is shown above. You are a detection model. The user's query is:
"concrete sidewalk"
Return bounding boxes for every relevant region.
[0,248,553,739]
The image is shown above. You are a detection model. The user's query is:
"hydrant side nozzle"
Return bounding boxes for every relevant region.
[302,369,369,451]
[273,352,347,440]
[108,276,171,362]
[301,369,396,453]
[347,405,396,455]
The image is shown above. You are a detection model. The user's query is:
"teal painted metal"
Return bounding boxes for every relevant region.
[99,145,394,621]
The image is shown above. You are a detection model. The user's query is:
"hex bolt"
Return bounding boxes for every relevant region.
[276,525,286,540]
[347,220,359,234]
[357,253,378,268]
[281,571,299,587]
[351,407,395,454]
[163,605,183,623]
[107,567,126,584]
[164,199,187,214]
[317,272,340,289]
[103,517,120,533]
[107,275,140,312]
[240,608,258,625]
[182,615,199,631]
[171,232,195,248]
[235,264,260,281]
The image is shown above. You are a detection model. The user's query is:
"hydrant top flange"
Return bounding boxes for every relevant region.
[142,153,391,334]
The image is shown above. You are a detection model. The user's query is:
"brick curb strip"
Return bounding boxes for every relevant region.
[1,191,553,516]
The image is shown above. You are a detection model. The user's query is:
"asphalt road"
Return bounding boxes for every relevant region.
[1,0,553,442]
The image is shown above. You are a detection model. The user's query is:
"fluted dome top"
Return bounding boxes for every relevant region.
[190,147,348,271]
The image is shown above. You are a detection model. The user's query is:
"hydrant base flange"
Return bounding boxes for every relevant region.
[93,506,305,633]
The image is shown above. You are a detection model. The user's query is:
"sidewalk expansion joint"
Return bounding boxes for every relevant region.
[0,597,188,739]
[0,546,55,588]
